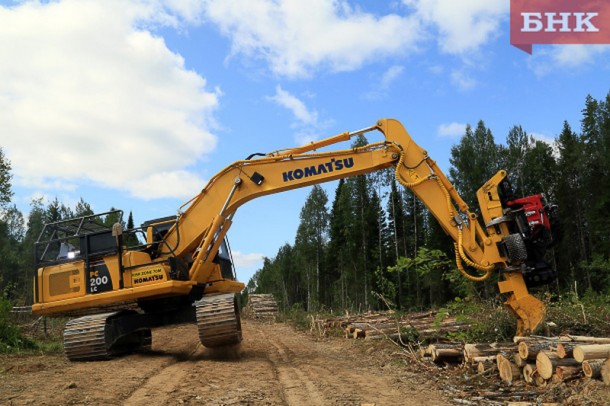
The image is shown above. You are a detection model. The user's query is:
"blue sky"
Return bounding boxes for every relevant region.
[1,0,609,284]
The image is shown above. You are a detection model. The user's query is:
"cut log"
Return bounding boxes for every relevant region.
[431,347,464,363]
[533,373,548,387]
[536,351,580,380]
[512,335,610,344]
[573,344,610,363]
[602,359,610,386]
[565,335,610,344]
[555,365,582,381]
[363,327,402,337]
[498,357,522,384]
[477,361,496,375]
[556,343,577,359]
[347,322,396,331]
[513,336,569,344]
[522,363,536,384]
[513,352,527,368]
[518,341,550,361]
[463,343,516,363]
[496,353,509,371]
[362,332,403,341]
[245,294,279,320]
[582,359,604,379]
[472,355,497,364]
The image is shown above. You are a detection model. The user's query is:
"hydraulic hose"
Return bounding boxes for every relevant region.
[394,151,493,281]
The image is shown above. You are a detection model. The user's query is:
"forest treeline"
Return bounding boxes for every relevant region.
[248,91,610,313]
[1,92,610,313]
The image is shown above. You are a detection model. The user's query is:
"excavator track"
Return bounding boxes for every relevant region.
[195,293,242,348]
[63,311,152,361]
[63,312,117,361]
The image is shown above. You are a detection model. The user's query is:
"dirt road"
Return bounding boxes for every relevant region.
[0,319,451,405]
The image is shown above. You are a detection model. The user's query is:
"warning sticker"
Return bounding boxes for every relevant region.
[131,267,166,286]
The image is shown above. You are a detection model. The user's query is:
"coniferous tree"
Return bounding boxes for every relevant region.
[0,148,12,208]
[325,179,353,309]
[504,125,530,196]
[581,93,610,261]
[555,121,588,290]
[449,121,501,209]
[294,185,329,310]
[74,198,94,217]
[449,121,502,298]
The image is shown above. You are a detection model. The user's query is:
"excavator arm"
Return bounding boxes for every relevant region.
[163,118,550,335]
[33,118,554,361]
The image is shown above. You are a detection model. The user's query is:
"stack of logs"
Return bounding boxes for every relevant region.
[244,294,279,320]
[316,310,471,340]
[423,335,610,386]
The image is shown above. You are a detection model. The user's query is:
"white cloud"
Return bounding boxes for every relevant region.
[380,65,405,88]
[530,132,556,146]
[363,65,405,100]
[203,0,422,78]
[0,0,218,200]
[528,45,610,76]
[438,122,466,138]
[450,70,476,90]
[267,85,331,145]
[231,250,264,271]
[128,170,207,200]
[268,85,318,126]
[404,0,507,54]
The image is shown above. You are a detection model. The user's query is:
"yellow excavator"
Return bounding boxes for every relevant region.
[32,119,556,361]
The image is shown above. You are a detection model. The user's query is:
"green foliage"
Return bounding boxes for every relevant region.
[437,297,515,343]
[545,291,610,337]
[0,296,37,353]
[0,147,13,207]
[373,266,397,308]
[449,121,502,210]
[277,303,311,330]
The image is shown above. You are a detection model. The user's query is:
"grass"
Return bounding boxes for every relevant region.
[1,297,66,355]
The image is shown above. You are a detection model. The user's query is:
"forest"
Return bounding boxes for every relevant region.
[247,91,610,313]
[1,91,610,316]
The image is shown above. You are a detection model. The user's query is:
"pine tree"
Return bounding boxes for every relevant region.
[581,93,610,260]
[504,125,530,196]
[449,121,501,209]
[125,211,141,247]
[74,198,94,217]
[325,179,353,309]
[294,186,329,310]
[555,121,588,290]
[0,148,12,207]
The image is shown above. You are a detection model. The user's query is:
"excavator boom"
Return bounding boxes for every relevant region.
[32,118,554,360]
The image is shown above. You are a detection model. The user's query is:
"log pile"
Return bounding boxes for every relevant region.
[244,294,279,320]
[432,334,610,387]
[311,309,610,403]
[315,310,472,341]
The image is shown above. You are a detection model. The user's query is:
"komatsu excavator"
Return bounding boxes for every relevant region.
[32,119,556,361]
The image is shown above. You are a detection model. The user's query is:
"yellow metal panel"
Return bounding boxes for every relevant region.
[32,280,195,316]
[40,262,85,302]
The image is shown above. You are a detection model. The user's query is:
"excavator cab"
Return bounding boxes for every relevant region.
[215,239,237,280]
